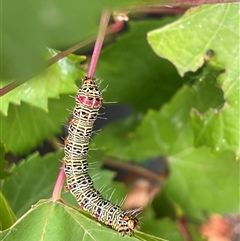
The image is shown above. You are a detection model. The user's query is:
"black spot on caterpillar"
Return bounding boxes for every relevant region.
[63,76,141,236]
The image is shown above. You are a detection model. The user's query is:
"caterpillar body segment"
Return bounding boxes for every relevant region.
[63,76,141,236]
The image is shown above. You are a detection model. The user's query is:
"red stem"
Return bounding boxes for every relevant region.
[0,79,26,97]
[87,10,110,78]
[178,216,194,241]
[52,162,66,200]
[51,11,111,200]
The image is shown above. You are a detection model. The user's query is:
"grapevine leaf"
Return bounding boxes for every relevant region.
[95,65,239,222]
[142,218,185,241]
[191,105,239,156]
[0,144,11,179]
[0,49,85,116]
[148,3,239,157]
[95,65,224,161]
[92,114,141,161]
[0,95,74,155]
[2,152,63,218]
[97,18,184,112]
[0,192,16,230]
[165,148,239,221]
[147,3,239,77]
[0,200,166,241]
[2,150,132,219]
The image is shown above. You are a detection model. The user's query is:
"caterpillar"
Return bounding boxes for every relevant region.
[63,76,141,236]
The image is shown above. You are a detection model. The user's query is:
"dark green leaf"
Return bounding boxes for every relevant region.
[92,114,141,160]
[0,144,11,179]
[2,149,133,219]
[191,105,239,155]
[96,65,224,161]
[97,18,184,111]
[0,95,74,154]
[2,152,63,217]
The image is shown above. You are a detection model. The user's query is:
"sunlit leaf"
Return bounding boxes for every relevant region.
[0,199,165,241]
[0,49,85,115]
[148,3,239,156]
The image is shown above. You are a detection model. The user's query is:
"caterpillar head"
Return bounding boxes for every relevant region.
[118,208,142,236]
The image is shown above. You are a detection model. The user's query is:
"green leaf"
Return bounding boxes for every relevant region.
[191,105,239,156]
[96,65,223,161]
[165,148,239,221]
[2,149,134,219]
[142,218,185,241]
[95,64,239,222]
[147,3,239,157]
[0,192,16,230]
[0,49,85,116]
[97,18,184,111]
[147,3,239,76]
[0,199,165,241]
[0,95,75,154]
[1,49,86,155]
[92,114,141,160]
[0,144,11,179]
[2,152,63,218]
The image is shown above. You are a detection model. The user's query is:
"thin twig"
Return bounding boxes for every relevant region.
[0,79,26,97]
[102,157,167,184]
[178,216,194,241]
[46,37,95,67]
[173,0,238,5]
[0,11,122,97]
[127,6,187,15]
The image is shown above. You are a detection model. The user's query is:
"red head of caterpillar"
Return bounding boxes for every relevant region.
[63,76,141,236]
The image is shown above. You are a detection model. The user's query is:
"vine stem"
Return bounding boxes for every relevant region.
[87,10,110,78]
[178,216,194,241]
[51,10,110,200]
[52,162,66,200]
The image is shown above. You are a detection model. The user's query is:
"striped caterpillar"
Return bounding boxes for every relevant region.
[63,76,141,236]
